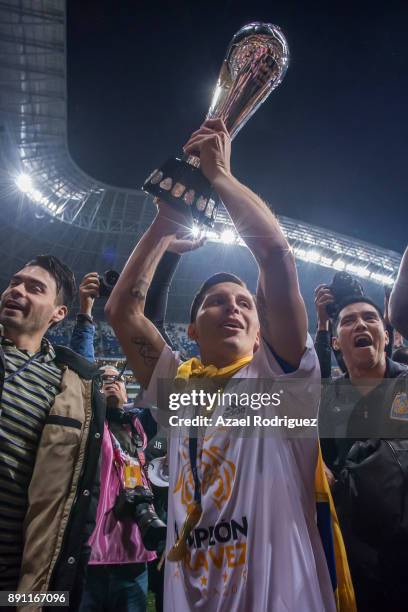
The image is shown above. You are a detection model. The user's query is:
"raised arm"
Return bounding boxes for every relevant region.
[389,246,408,338]
[145,236,205,349]
[313,284,334,379]
[105,207,202,388]
[105,213,179,388]
[70,272,99,363]
[184,119,307,367]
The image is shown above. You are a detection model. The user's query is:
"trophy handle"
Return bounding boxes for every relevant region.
[143,156,219,228]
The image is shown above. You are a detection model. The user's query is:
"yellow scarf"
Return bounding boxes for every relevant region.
[175,354,253,387]
[315,447,356,612]
[168,355,253,562]
[170,356,356,612]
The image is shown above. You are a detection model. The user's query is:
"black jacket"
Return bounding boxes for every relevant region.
[319,358,408,611]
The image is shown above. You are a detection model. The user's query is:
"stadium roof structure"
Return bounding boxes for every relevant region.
[0,0,402,298]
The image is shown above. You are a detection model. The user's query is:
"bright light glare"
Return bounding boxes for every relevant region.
[305,250,321,262]
[191,225,200,238]
[15,173,33,193]
[220,229,235,244]
[31,189,43,203]
[14,172,56,212]
[333,259,346,271]
[370,272,394,286]
[346,263,370,278]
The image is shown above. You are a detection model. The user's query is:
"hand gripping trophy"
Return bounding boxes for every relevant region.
[143,22,289,227]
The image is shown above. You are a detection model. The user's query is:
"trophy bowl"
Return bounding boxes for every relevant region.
[143,22,289,227]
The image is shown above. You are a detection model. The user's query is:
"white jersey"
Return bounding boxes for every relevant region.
[143,336,335,612]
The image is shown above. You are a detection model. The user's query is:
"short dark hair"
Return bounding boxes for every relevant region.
[190,272,247,323]
[24,254,76,308]
[333,296,384,333]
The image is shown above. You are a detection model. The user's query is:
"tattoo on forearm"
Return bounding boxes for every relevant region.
[131,337,160,366]
[130,280,149,302]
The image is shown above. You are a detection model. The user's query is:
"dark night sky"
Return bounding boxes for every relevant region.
[67,0,408,253]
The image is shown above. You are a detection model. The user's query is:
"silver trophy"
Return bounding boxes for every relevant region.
[143,22,289,227]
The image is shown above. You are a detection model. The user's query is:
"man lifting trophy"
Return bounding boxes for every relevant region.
[143,22,289,226]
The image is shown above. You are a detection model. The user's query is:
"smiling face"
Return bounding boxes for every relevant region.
[333,301,388,373]
[0,266,67,337]
[188,282,260,367]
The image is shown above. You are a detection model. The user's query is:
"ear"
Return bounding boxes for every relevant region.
[188,322,197,341]
[50,304,67,326]
[384,328,390,347]
[253,328,260,353]
[332,335,340,352]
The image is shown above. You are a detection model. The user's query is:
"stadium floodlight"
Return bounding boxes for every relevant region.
[370,272,394,286]
[14,172,54,210]
[15,173,33,193]
[31,189,44,203]
[294,247,307,258]
[333,259,346,271]
[305,250,321,263]
[320,256,333,267]
[220,229,236,244]
[346,263,370,278]
[205,229,219,241]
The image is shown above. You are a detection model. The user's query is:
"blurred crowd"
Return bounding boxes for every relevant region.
[1,121,408,612]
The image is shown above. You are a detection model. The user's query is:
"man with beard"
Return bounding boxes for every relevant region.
[319,296,408,611]
[0,255,104,608]
[106,119,337,612]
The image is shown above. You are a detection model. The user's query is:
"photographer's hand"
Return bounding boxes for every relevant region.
[155,198,193,237]
[79,272,100,317]
[314,285,334,331]
[167,232,206,255]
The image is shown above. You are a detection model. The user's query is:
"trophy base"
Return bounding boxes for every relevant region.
[142,157,218,228]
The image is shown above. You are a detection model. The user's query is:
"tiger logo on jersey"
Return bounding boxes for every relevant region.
[390,391,408,420]
[174,434,236,512]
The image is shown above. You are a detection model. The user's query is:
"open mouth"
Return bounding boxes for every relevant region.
[4,301,25,312]
[354,335,373,348]
[222,320,243,331]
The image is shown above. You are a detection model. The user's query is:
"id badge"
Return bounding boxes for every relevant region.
[124,462,142,488]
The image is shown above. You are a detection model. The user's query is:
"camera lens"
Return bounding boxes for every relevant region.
[98,270,120,298]
[134,503,167,551]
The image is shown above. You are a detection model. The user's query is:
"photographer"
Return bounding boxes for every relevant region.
[318,294,408,611]
[69,274,158,612]
[314,283,337,379]
[314,275,398,387]
[70,272,99,362]
[80,365,158,612]
[73,241,204,612]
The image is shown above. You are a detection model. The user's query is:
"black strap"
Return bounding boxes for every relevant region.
[109,426,151,492]
[189,431,202,506]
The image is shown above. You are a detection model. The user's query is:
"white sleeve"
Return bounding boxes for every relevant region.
[253,333,321,382]
[232,333,321,424]
[251,333,321,418]
[252,334,321,489]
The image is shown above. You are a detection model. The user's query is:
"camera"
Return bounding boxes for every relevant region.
[326,272,364,318]
[98,270,120,298]
[113,486,167,551]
